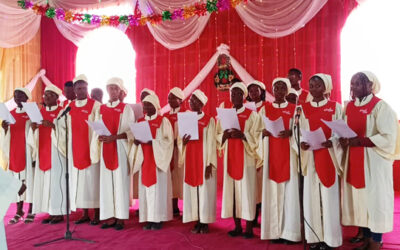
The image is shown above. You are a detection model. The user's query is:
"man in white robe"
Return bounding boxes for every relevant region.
[30,84,68,224]
[0,87,35,224]
[91,77,134,230]
[65,75,101,225]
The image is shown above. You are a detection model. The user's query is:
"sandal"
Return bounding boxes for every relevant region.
[75,216,90,224]
[42,216,53,224]
[24,213,35,224]
[199,224,209,234]
[9,213,24,224]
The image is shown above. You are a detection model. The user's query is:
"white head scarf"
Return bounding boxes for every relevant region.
[230,82,248,99]
[361,71,380,94]
[192,89,208,105]
[312,73,332,94]
[272,77,291,95]
[73,74,88,83]
[247,80,266,90]
[44,84,62,96]
[14,87,32,100]
[169,87,184,100]
[142,94,161,111]
[140,88,155,97]
[106,77,124,90]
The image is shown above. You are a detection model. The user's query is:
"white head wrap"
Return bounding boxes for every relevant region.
[247,80,266,90]
[192,89,208,105]
[361,71,380,94]
[14,87,32,100]
[169,87,184,100]
[313,73,332,94]
[73,74,88,83]
[143,94,161,110]
[140,88,155,97]
[106,77,124,90]
[230,82,248,98]
[44,84,62,96]
[272,77,291,94]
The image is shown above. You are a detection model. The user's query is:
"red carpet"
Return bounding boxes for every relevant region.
[4,192,400,250]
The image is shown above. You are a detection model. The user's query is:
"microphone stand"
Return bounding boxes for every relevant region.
[294,111,306,250]
[34,112,95,247]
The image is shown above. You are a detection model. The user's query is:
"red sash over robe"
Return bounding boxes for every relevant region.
[9,109,29,173]
[302,101,337,188]
[138,116,163,187]
[100,102,126,171]
[184,114,211,187]
[265,103,295,183]
[298,89,309,105]
[346,96,381,189]
[227,107,253,180]
[69,99,95,170]
[39,106,64,171]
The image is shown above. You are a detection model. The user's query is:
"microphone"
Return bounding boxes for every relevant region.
[57,106,71,120]
[294,106,302,127]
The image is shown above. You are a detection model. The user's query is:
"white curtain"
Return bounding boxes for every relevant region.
[0,0,328,49]
[235,0,327,38]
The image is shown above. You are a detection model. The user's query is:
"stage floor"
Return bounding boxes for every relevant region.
[4,192,400,250]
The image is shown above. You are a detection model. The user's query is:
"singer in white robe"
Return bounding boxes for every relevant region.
[258,78,301,242]
[130,94,174,229]
[31,86,69,222]
[177,90,217,231]
[341,72,399,245]
[91,81,134,226]
[216,82,263,238]
[0,87,34,224]
[299,74,343,248]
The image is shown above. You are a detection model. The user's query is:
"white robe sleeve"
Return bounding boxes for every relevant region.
[329,102,344,175]
[152,117,174,172]
[90,106,101,164]
[205,118,217,168]
[368,101,399,160]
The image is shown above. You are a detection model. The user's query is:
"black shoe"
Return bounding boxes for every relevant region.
[114,223,124,231]
[101,222,116,229]
[242,232,254,239]
[283,239,297,245]
[49,216,64,224]
[173,208,180,217]
[271,239,285,244]
[75,217,90,224]
[151,222,162,230]
[41,217,53,224]
[350,236,364,244]
[143,222,153,230]
[90,219,100,226]
[228,229,242,237]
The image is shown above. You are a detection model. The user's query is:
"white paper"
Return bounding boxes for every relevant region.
[216,108,241,131]
[87,120,111,136]
[177,112,199,140]
[300,127,326,150]
[244,102,257,111]
[21,102,43,124]
[130,103,144,121]
[263,116,285,138]
[129,121,153,143]
[321,119,357,138]
[0,103,15,124]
